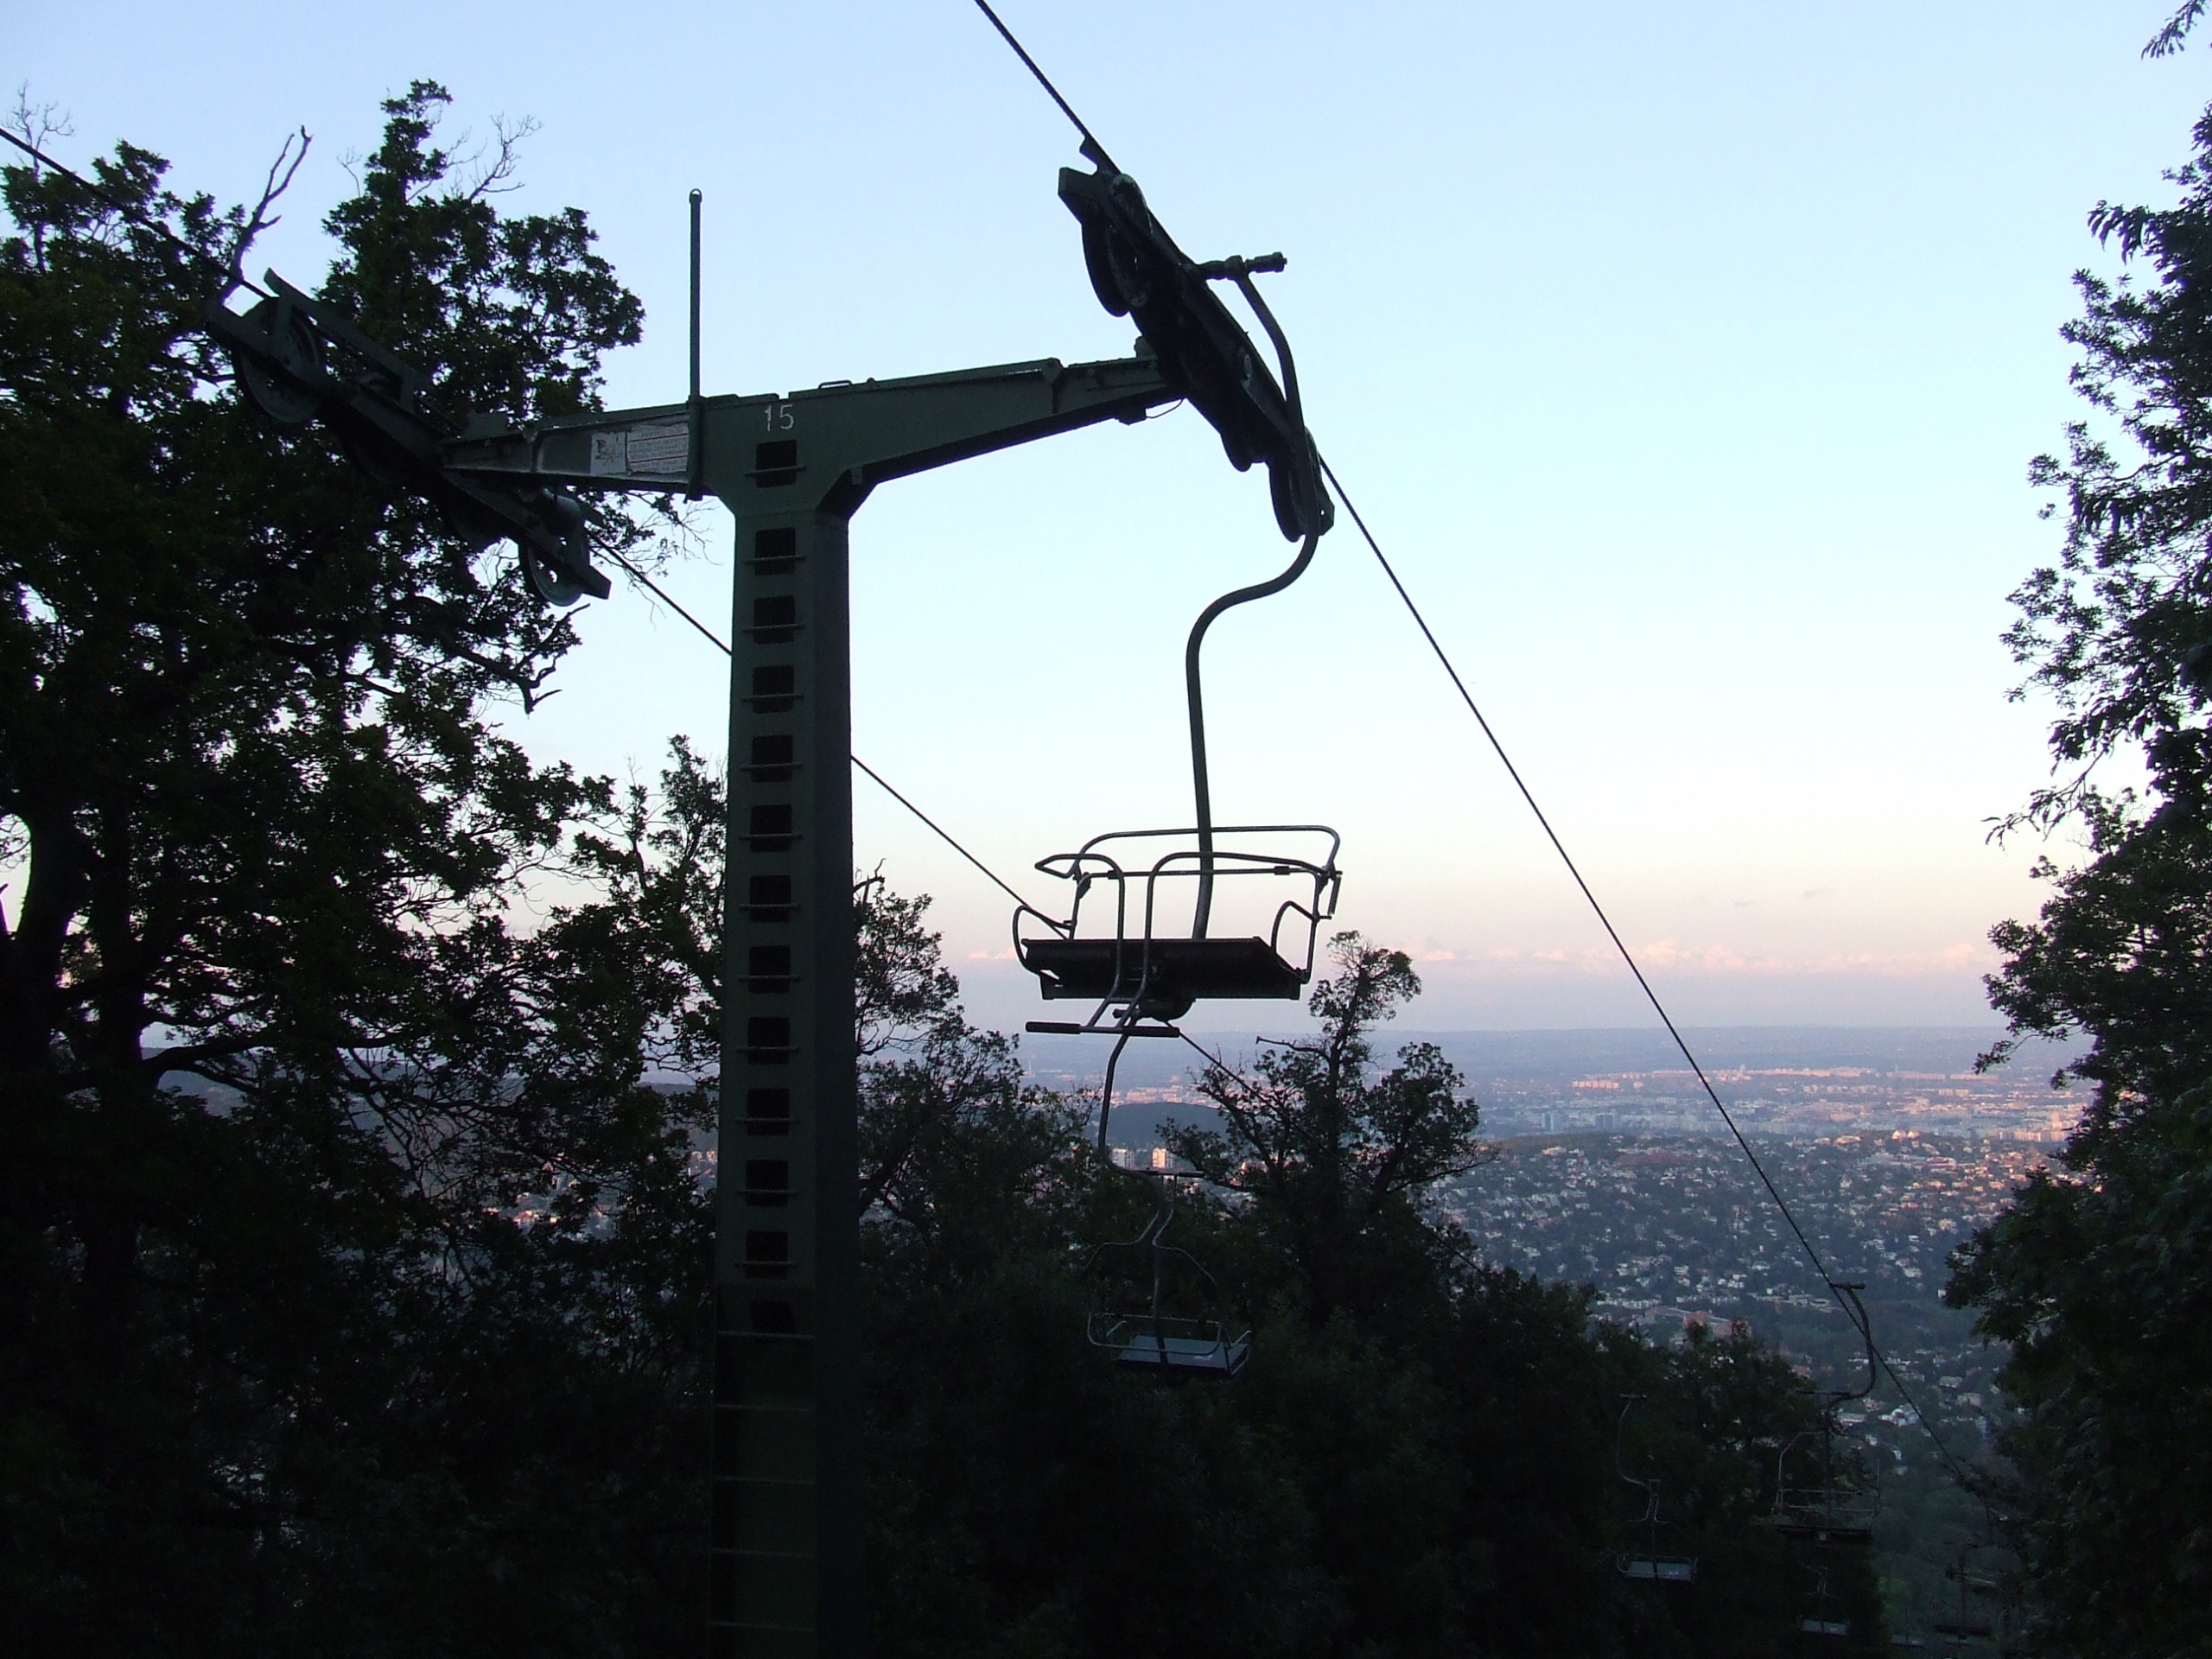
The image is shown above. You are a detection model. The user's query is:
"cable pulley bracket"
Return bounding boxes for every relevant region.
[202,270,609,607]
[1058,152,1329,542]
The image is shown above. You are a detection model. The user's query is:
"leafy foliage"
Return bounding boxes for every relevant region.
[1948,90,2212,1659]
[0,86,700,1656]
[1948,1088,2212,1655]
[2007,111,2212,817]
[863,933,1881,1658]
[2148,3,2209,61]
[1171,935,1491,1332]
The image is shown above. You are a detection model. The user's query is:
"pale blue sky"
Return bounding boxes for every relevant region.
[12,2,2204,1030]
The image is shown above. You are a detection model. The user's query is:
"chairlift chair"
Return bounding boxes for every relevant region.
[1933,1542,2000,1644]
[1767,1284,1881,1547]
[1613,1395,1699,1586]
[1090,1310,1251,1376]
[1026,139,1334,1370]
[1770,1474,1880,1547]
[1084,1179,1251,1378]
[1020,143,1338,1044]
[1019,826,1341,1033]
[1080,1031,1250,1378]
[1797,1567,1852,1638]
[1620,1555,1699,1586]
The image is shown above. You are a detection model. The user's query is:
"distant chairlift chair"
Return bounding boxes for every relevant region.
[1078,1028,1251,1377]
[1797,1566,1852,1637]
[1764,1284,1880,1548]
[1614,1395,1699,1586]
[1018,827,1338,1381]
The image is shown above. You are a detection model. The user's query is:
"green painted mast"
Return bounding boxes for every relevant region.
[442,354,1177,1656]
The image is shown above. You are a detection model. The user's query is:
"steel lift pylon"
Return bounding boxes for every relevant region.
[443,353,1180,1658]
[210,259,1179,1659]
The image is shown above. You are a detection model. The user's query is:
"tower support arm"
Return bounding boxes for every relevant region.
[442,399,702,491]
[439,353,1175,512]
[786,353,1173,508]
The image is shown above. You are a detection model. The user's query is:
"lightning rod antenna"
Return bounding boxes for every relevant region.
[687,188,703,497]
[689,188,703,402]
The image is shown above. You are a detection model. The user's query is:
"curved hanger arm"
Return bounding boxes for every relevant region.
[1185,527,1320,936]
[1831,1283,1878,1407]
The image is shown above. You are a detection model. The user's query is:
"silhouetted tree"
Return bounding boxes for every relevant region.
[0,84,705,1656]
[1170,934,1490,1334]
[0,85,1884,1659]
[1948,77,2212,1659]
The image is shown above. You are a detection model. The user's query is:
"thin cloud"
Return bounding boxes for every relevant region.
[1404,938,1999,981]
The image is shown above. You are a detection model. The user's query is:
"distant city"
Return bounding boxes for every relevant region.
[1027,1024,2085,1146]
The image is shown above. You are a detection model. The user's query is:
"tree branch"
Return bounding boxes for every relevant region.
[2146,1,2206,58]
[143,1033,267,1080]
[223,126,310,301]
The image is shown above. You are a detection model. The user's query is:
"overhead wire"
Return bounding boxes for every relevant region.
[620,512,1242,1122]
[850,755,1040,915]
[3,40,1164,1077]
[608,535,1226,1141]
[0,134,1053,938]
[600,542,731,659]
[0,124,273,298]
[0,114,1043,929]
[0,125,1025,914]
[28,26,1980,1497]
[969,0,1108,159]
[1316,456,1975,1490]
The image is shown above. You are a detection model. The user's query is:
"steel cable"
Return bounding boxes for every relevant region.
[599,543,1042,916]
[1316,454,1976,1489]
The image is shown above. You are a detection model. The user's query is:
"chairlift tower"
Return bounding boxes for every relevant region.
[212,133,1327,1657]
[442,353,1183,1659]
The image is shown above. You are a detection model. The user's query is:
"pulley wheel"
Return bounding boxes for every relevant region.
[1081,220,1131,317]
[235,298,324,424]
[1269,459,1300,541]
[520,539,586,608]
[518,491,594,607]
